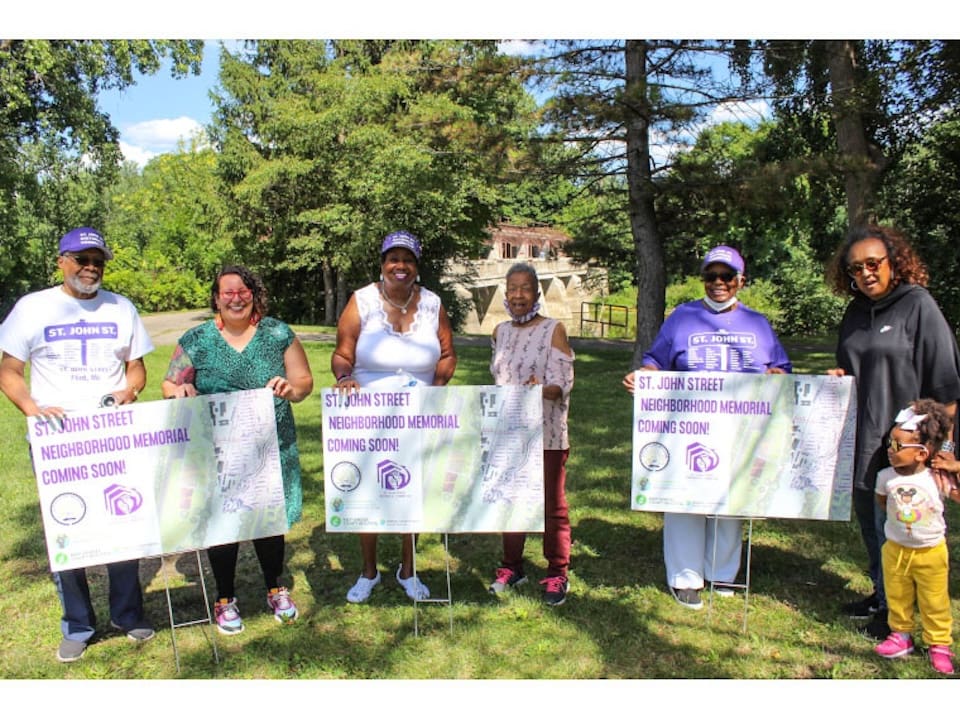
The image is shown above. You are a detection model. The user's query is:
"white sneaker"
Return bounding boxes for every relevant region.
[708,583,735,598]
[346,571,381,603]
[396,565,430,600]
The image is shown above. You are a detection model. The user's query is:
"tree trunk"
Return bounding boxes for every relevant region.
[335,267,349,320]
[624,40,667,366]
[322,261,336,326]
[826,40,882,228]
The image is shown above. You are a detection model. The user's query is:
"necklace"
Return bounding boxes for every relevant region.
[380,282,416,314]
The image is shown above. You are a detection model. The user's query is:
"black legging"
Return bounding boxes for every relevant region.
[206,535,286,599]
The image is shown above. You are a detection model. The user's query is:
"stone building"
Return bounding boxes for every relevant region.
[442,224,608,335]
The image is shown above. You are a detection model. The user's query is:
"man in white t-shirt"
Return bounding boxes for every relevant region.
[0,227,155,663]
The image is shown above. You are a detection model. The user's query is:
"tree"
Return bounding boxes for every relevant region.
[0,39,204,314]
[102,140,232,311]
[880,110,960,329]
[211,40,536,327]
[529,40,752,358]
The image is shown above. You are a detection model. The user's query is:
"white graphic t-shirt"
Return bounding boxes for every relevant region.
[876,466,946,548]
[0,286,153,413]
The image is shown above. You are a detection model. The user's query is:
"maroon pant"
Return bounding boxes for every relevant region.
[501,448,571,578]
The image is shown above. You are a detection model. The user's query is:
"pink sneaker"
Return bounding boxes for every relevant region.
[875,632,914,658]
[929,645,955,675]
[266,587,299,623]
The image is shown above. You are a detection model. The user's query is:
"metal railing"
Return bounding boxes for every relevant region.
[579,301,634,338]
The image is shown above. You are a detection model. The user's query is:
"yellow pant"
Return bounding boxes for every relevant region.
[882,538,952,647]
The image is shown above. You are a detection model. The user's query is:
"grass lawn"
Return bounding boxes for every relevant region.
[2,334,959,694]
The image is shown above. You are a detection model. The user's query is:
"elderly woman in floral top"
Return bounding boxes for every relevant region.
[487,262,575,606]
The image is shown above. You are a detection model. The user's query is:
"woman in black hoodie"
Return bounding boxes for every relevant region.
[827,224,960,640]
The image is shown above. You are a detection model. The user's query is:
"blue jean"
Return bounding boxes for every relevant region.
[53,560,146,642]
[853,487,887,610]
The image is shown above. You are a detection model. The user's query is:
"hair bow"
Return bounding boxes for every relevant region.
[894,406,927,431]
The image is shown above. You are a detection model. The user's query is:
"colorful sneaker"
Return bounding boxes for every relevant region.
[396,565,430,600]
[214,597,244,635]
[875,632,914,658]
[541,575,569,606]
[489,567,528,595]
[267,587,298,623]
[346,571,381,603]
[929,645,955,675]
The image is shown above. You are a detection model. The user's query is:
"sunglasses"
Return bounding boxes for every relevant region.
[65,253,105,268]
[887,437,927,453]
[701,271,738,283]
[847,256,887,277]
[219,288,253,301]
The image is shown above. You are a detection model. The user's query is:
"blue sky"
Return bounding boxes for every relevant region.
[13,4,931,168]
[97,42,230,166]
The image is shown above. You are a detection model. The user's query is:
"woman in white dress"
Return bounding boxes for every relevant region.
[331,231,457,602]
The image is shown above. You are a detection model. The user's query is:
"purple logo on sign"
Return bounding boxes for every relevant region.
[377,460,411,491]
[104,484,143,516]
[686,442,720,473]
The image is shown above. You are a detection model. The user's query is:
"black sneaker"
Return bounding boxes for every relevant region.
[842,593,879,619]
[57,638,87,663]
[860,615,891,640]
[669,586,704,610]
[541,575,568,606]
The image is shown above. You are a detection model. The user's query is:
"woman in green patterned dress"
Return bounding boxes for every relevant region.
[161,266,314,635]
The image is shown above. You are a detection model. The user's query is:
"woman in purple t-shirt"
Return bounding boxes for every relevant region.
[623,245,791,610]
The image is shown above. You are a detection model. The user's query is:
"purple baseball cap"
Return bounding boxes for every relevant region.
[380,231,421,260]
[58,227,114,260]
[701,245,744,274]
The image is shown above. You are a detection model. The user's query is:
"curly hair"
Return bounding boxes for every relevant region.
[210,265,269,320]
[902,398,953,451]
[827,224,929,297]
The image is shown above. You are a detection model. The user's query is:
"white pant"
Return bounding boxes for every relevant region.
[663,513,742,590]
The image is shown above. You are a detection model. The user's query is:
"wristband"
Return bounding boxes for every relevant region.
[337,374,354,383]
[942,440,955,453]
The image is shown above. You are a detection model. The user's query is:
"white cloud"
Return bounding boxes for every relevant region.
[118,141,158,168]
[498,40,543,57]
[123,117,206,154]
[708,99,771,125]
[117,117,210,168]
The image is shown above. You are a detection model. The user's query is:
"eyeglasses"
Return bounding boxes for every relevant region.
[701,271,738,283]
[847,256,887,277]
[887,437,927,453]
[65,253,105,268]
[219,289,253,301]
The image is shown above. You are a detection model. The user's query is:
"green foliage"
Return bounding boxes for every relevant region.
[104,247,207,311]
[102,142,233,311]
[0,39,204,316]
[878,110,960,329]
[212,40,537,326]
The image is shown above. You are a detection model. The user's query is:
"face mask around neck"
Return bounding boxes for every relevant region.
[702,295,738,313]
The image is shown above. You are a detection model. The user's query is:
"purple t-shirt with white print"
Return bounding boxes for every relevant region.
[642,300,791,373]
